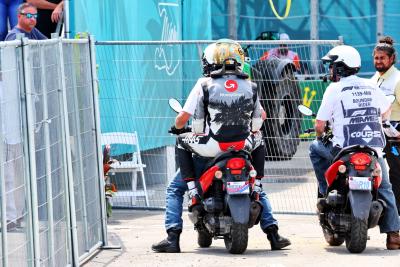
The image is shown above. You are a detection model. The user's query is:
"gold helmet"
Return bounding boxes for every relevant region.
[202,39,245,76]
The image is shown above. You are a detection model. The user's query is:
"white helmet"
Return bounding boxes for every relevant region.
[322,45,361,69]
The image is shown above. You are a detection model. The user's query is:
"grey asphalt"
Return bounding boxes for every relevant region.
[83,209,400,267]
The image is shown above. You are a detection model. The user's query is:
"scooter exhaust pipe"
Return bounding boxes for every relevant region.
[248,200,262,228]
[368,200,385,228]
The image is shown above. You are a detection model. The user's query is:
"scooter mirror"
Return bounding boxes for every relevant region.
[298,105,314,116]
[386,94,396,104]
[169,98,183,113]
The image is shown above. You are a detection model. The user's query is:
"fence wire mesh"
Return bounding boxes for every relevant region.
[96,39,341,214]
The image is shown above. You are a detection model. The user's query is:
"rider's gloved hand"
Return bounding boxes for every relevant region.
[253,179,263,194]
[187,181,199,199]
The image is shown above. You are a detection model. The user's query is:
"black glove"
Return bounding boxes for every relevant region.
[318,132,332,146]
[169,125,190,135]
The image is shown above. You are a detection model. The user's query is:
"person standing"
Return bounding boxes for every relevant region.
[370,36,400,213]
[0,0,23,40]
[5,2,46,40]
[26,0,63,38]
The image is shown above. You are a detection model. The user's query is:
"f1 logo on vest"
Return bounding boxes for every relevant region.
[224,80,238,92]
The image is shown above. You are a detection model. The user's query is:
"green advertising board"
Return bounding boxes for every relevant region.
[298,80,330,139]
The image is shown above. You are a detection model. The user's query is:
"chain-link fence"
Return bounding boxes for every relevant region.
[96,39,341,214]
[0,37,105,267]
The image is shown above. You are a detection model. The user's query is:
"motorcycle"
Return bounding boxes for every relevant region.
[298,104,386,253]
[168,99,263,254]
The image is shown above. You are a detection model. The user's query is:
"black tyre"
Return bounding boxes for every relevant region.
[322,228,345,246]
[252,60,301,160]
[345,216,368,253]
[224,223,248,254]
[197,229,212,248]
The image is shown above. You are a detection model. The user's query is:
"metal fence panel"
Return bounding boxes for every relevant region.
[62,40,103,258]
[0,37,105,266]
[0,41,33,267]
[25,39,71,267]
[96,39,341,214]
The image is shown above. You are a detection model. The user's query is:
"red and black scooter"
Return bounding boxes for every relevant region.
[299,104,386,253]
[168,99,263,254]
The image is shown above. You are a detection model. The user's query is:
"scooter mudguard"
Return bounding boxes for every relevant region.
[227,195,250,224]
[348,190,372,221]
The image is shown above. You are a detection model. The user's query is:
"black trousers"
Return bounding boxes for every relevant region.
[384,141,400,214]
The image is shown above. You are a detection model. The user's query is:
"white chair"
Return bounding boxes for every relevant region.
[101,131,149,206]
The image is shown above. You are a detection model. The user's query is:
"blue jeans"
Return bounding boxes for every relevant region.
[165,158,277,231]
[0,0,22,41]
[309,140,400,233]
[309,139,333,195]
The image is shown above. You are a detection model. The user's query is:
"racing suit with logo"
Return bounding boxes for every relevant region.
[371,65,400,213]
[310,75,400,234]
[176,74,264,183]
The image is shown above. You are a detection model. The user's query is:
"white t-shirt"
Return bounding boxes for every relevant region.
[182,77,208,115]
[316,75,390,155]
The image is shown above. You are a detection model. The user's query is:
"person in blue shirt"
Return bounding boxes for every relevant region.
[5,2,47,41]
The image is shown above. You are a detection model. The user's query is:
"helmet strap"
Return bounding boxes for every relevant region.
[210,58,248,79]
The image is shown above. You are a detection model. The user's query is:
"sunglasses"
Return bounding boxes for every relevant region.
[20,12,38,19]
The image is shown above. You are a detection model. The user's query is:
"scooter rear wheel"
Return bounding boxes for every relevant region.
[345,216,368,253]
[224,223,248,254]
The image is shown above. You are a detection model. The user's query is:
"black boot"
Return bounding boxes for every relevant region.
[151,228,182,253]
[263,225,291,250]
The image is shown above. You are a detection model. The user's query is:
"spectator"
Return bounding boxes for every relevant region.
[370,36,400,213]
[26,0,63,38]
[5,2,46,40]
[260,33,301,70]
[0,0,23,41]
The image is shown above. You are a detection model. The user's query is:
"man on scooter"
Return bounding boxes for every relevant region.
[152,39,291,253]
[309,44,400,249]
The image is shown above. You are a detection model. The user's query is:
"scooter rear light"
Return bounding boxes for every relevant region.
[249,169,257,178]
[215,170,223,179]
[226,158,246,169]
[350,153,371,170]
[373,162,382,189]
[338,164,346,173]
[231,169,242,175]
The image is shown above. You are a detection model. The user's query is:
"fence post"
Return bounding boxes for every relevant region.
[39,39,56,267]
[58,39,80,266]
[89,35,108,246]
[21,37,41,267]
[0,47,8,267]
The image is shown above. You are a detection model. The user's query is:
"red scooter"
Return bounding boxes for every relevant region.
[169,99,263,254]
[299,104,386,253]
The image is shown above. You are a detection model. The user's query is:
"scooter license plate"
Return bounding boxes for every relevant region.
[349,176,372,191]
[226,181,249,195]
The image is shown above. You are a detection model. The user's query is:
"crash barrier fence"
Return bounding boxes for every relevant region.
[95,39,342,214]
[0,37,105,267]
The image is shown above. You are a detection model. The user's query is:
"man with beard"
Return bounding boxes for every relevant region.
[371,36,400,213]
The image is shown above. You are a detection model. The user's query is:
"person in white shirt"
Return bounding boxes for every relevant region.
[370,36,400,214]
[309,44,400,249]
